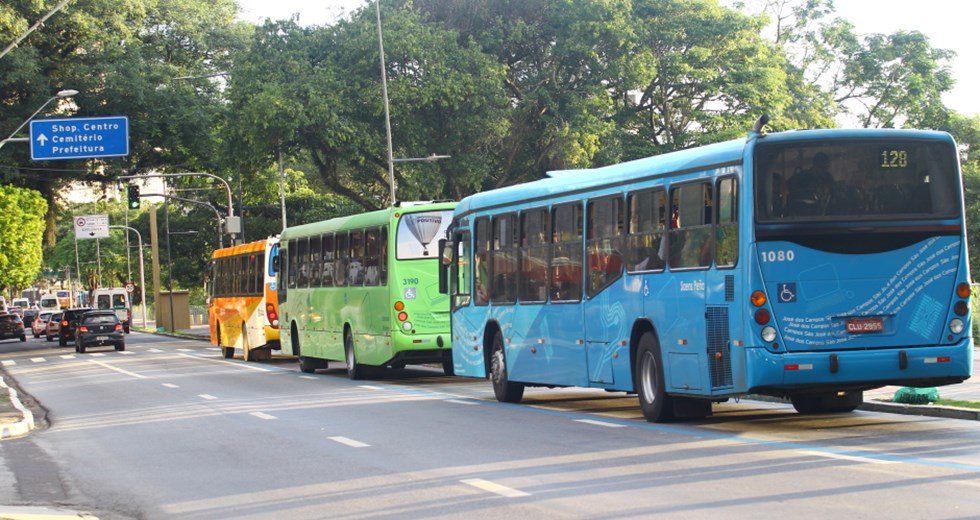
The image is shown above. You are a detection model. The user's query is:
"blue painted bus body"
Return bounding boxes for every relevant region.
[449,128,973,409]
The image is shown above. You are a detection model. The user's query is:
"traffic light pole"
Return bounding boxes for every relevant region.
[120,172,238,244]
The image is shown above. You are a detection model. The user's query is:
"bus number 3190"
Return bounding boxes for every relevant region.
[761,250,795,262]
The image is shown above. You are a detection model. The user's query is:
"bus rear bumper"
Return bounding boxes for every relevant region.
[746,340,974,395]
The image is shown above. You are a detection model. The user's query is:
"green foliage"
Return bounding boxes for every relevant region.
[0,186,47,293]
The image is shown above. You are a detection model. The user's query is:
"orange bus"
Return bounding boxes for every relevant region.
[206,236,283,361]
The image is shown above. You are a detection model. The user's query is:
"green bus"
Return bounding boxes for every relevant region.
[277,201,456,378]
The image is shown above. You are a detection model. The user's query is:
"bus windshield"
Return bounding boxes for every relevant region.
[396,210,452,260]
[755,139,960,222]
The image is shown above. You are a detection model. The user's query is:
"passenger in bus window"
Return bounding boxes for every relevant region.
[788,152,834,215]
[771,173,787,217]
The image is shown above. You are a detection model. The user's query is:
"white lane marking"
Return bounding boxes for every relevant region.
[198,394,218,400]
[60,355,75,360]
[178,349,194,352]
[329,436,370,448]
[299,376,318,380]
[119,351,134,355]
[445,399,478,406]
[90,353,106,357]
[177,353,272,372]
[798,450,899,465]
[87,359,148,379]
[250,412,277,420]
[574,419,626,428]
[1,360,15,367]
[30,357,46,363]
[206,348,220,351]
[358,385,384,390]
[148,348,163,353]
[162,383,179,389]
[461,478,530,498]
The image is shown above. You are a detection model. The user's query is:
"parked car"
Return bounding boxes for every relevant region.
[31,310,52,338]
[58,307,93,347]
[74,310,125,353]
[46,312,63,342]
[0,313,26,342]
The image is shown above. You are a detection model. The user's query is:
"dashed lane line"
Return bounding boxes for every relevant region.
[177,353,273,372]
[87,359,148,379]
[329,436,370,448]
[574,418,627,428]
[250,412,277,420]
[461,478,530,498]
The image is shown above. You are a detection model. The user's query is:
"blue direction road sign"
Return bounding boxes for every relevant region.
[30,116,129,160]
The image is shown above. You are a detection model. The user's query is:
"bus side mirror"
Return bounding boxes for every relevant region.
[438,239,449,294]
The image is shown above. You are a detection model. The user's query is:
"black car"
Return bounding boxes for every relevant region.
[59,307,94,346]
[0,313,26,342]
[75,311,125,353]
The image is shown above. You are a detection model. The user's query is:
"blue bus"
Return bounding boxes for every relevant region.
[443,120,974,422]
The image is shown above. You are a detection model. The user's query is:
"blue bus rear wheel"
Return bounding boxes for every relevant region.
[490,330,524,403]
[636,332,673,422]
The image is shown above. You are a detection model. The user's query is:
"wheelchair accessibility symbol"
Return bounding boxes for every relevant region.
[778,283,797,303]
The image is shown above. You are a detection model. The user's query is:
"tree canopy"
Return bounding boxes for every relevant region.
[2,0,978,294]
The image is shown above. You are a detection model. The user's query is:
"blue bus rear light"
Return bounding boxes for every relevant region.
[953,301,969,316]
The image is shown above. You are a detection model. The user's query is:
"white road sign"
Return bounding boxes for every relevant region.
[74,214,109,239]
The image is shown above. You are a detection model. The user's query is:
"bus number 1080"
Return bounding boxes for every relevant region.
[761,250,795,262]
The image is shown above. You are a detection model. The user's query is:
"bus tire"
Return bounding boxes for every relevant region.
[298,356,322,373]
[635,331,673,423]
[441,351,455,376]
[490,330,524,403]
[791,391,862,414]
[222,347,234,359]
[242,326,253,362]
[345,330,364,380]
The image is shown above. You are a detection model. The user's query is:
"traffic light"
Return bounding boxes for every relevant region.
[127,184,140,209]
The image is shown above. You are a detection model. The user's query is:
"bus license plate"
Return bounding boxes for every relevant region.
[846,318,883,333]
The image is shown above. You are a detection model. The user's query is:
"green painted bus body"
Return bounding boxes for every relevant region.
[278,202,455,369]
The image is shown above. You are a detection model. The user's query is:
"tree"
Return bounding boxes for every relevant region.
[0,186,48,293]
[225,4,510,210]
[1,0,251,245]
[739,0,956,129]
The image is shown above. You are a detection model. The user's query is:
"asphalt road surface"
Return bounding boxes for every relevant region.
[0,332,978,519]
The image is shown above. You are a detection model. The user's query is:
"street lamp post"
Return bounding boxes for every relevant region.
[164,192,198,332]
[0,89,78,150]
[109,226,148,329]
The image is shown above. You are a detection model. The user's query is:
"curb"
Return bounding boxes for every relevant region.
[0,376,34,439]
[858,400,980,421]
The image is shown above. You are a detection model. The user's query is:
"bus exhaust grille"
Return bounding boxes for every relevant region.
[725,275,735,302]
[706,306,733,389]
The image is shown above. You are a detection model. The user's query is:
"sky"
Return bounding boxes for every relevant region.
[235,0,980,117]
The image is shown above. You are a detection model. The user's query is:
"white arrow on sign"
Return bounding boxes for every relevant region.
[36,134,48,146]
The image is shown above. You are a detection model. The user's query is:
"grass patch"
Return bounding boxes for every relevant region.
[933,399,980,410]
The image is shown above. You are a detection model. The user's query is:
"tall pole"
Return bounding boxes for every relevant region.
[376,0,396,206]
[110,226,147,329]
[149,205,161,328]
[278,141,287,230]
[164,191,175,332]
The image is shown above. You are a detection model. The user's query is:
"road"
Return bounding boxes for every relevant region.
[0,332,978,519]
